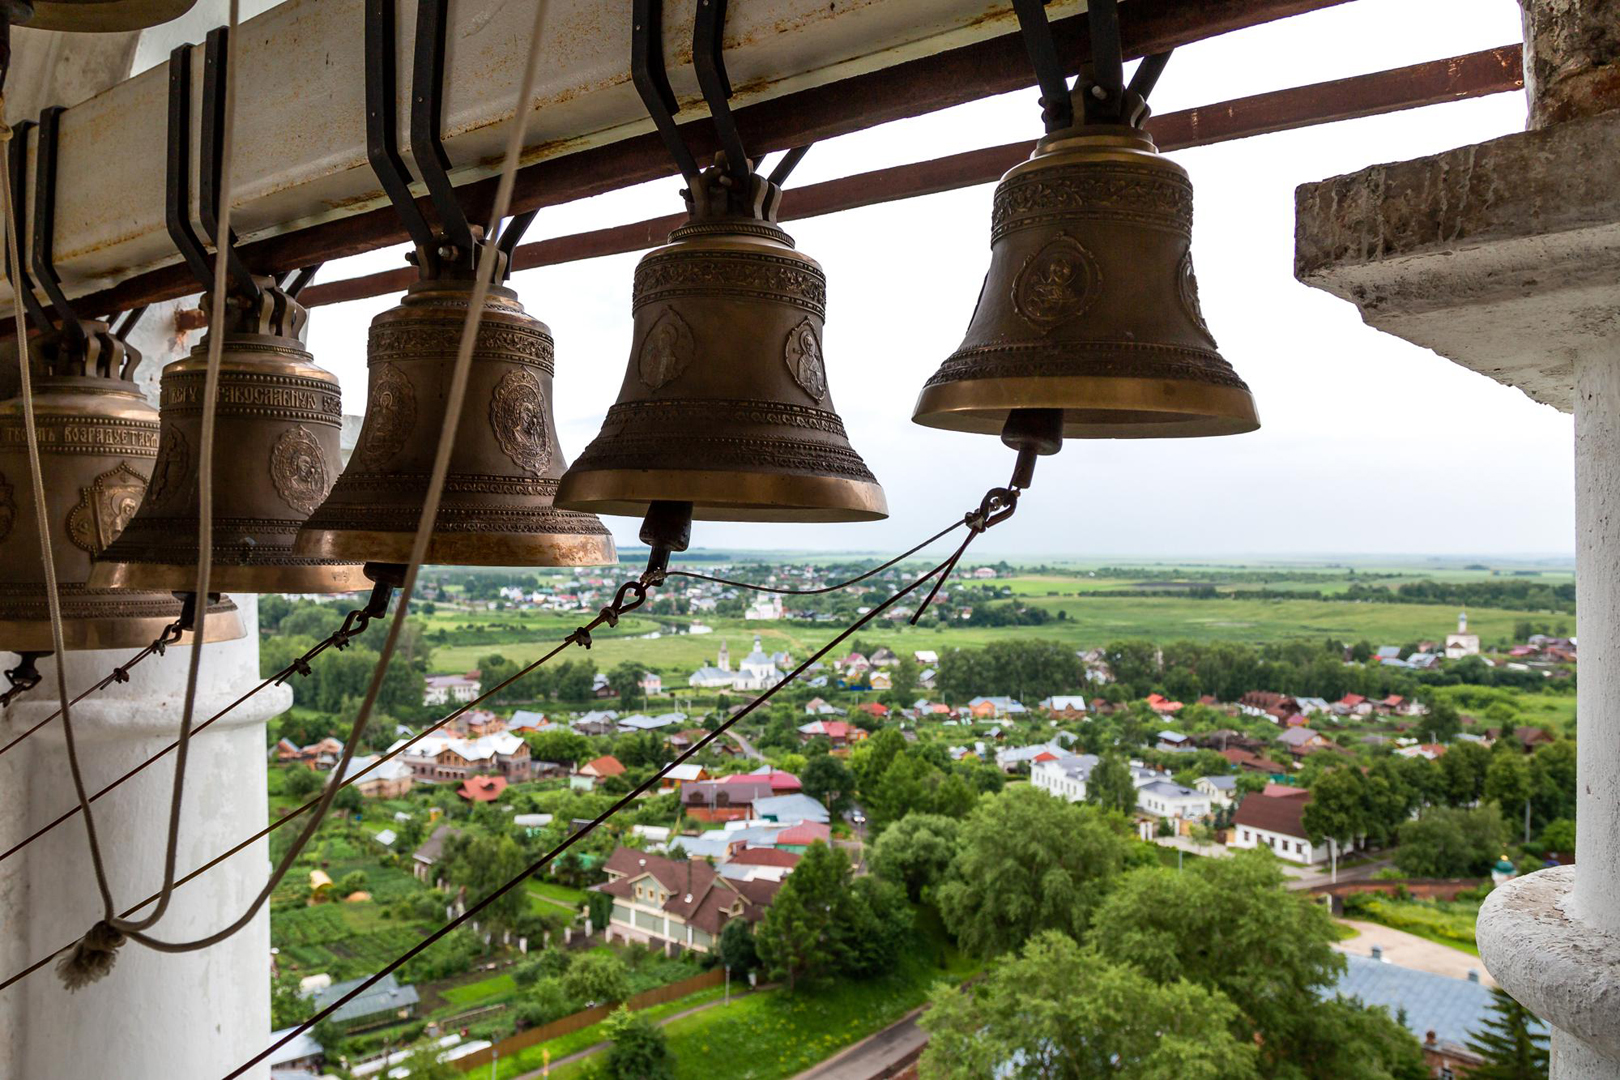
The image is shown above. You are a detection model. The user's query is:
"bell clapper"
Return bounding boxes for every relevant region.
[1001,407,1064,491]
[638,500,693,587]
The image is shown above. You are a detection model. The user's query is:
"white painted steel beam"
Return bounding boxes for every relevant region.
[5,0,1081,306]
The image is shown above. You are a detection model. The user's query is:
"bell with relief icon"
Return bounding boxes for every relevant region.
[90,282,365,594]
[556,161,886,523]
[294,277,617,567]
[912,123,1259,439]
[0,324,241,652]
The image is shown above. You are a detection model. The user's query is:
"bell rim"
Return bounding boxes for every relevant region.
[911,375,1260,439]
[555,469,889,523]
[24,0,197,33]
[85,558,369,595]
[292,527,619,569]
[0,608,244,652]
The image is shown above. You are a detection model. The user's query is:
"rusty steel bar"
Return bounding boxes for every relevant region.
[13,0,1355,329]
[299,44,1525,310]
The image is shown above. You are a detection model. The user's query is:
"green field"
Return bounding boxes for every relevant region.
[424,594,1537,677]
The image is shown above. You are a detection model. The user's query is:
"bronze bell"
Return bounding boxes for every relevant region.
[294,277,617,567]
[912,124,1259,439]
[20,0,199,33]
[90,283,365,593]
[556,163,887,523]
[0,324,241,652]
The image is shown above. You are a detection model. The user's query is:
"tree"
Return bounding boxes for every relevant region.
[608,662,649,710]
[800,753,853,815]
[1419,697,1463,743]
[919,931,1259,1080]
[871,813,961,901]
[1484,751,1533,843]
[1465,987,1550,1080]
[282,766,320,798]
[1303,766,1367,860]
[1087,852,1347,1071]
[269,972,311,1029]
[442,833,529,936]
[1395,804,1508,878]
[398,1044,460,1080]
[755,842,854,989]
[526,728,592,767]
[936,786,1137,957]
[333,784,363,814]
[841,875,912,979]
[337,870,368,895]
[1087,753,1137,814]
[562,951,630,1004]
[1283,995,1429,1080]
[717,917,759,973]
[601,1006,675,1080]
[1440,740,1492,807]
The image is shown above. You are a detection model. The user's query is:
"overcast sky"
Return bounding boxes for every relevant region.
[303,0,1560,559]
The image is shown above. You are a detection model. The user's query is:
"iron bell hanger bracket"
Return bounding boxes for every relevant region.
[166,32,315,346]
[364,0,533,284]
[632,0,810,226]
[27,108,149,382]
[1013,0,1172,133]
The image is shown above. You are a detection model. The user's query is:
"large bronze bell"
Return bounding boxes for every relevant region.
[556,164,887,523]
[294,277,617,567]
[0,325,241,651]
[912,124,1259,439]
[19,0,198,33]
[90,284,365,593]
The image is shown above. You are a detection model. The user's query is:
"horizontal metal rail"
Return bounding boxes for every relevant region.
[299,44,1525,309]
[2,0,1354,331]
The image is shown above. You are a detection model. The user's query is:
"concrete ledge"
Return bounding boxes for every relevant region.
[1477,867,1620,1062]
[1294,110,1620,412]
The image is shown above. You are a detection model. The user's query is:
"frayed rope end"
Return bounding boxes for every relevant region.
[56,921,126,991]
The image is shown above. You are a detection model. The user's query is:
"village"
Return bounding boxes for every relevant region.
[261,566,1577,1078]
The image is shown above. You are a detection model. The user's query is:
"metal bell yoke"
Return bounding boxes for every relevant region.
[90,33,364,594]
[293,0,615,569]
[554,0,887,526]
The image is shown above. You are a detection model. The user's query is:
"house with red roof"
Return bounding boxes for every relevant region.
[594,847,780,954]
[855,701,889,720]
[571,754,626,791]
[682,778,775,823]
[796,719,866,751]
[1146,693,1184,714]
[1220,747,1289,775]
[774,821,831,852]
[456,775,507,803]
[720,768,801,793]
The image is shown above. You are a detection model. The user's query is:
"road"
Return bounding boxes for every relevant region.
[791,1007,928,1080]
[1283,857,1395,891]
[728,729,763,760]
[1335,919,1492,984]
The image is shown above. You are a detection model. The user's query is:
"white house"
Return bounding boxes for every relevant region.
[423,672,481,707]
[730,637,782,691]
[1230,789,1339,865]
[1136,780,1211,820]
[1030,753,1099,802]
[1194,774,1238,807]
[745,595,784,620]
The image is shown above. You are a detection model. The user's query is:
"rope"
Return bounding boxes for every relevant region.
[0,576,642,994]
[1,92,122,924]
[0,624,181,758]
[664,517,965,596]
[227,489,1019,1078]
[47,0,562,980]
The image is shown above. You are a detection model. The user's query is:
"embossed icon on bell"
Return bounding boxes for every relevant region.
[555,161,887,524]
[0,327,243,652]
[295,279,617,567]
[89,284,365,594]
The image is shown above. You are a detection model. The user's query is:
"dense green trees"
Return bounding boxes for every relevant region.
[870,813,961,901]
[1086,752,1137,814]
[562,951,631,1004]
[607,662,649,710]
[601,1006,675,1079]
[1395,804,1509,877]
[441,833,529,936]
[1465,988,1550,1079]
[935,640,1083,703]
[754,842,911,989]
[799,753,853,815]
[920,931,1259,1080]
[716,918,759,974]
[936,786,1138,957]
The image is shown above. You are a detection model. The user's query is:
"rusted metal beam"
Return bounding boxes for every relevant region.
[300,45,1525,310]
[31,0,1353,326]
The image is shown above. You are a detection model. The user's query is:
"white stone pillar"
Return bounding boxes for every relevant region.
[0,595,289,1080]
[1477,356,1620,1079]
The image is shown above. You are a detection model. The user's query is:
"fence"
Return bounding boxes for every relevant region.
[452,967,726,1072]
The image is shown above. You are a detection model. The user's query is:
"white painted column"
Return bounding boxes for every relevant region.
[0,595,289,1080]
[1478,355,1620,1079]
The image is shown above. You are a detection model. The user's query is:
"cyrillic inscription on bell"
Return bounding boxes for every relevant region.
[294,278,616,568]
[556,166,887,524]
[912,125,1259,439]
[90,285,365,594]
[0,326,243,652]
